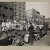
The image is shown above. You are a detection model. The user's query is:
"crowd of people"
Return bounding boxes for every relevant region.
[0,20,48,46]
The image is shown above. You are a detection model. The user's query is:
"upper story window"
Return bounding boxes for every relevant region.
[15,2,17,3]
[15,4,17,6]
[23,2,25,3]
[19,10,21,12]
[0,13,1,16]
[4,2,7,5]
[15,8,16,10]
[2,14,6,18]
[0,5,2,10]
[23,8,25,9]
[19,13,21,15]
[10,8,13,11]
[19,6,21,8]
[9,3,13,7]
[19,3,21,5]
[4,6,8,9]
[0,5,2,7]
[37,11,40,14]
[15,12,16,14]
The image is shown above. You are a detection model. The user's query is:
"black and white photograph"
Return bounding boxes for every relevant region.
[0,2,50,46]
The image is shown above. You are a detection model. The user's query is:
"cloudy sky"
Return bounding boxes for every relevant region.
[26,2,50,18]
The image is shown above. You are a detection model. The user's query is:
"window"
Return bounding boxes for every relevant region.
[2,14,5,17]
[19,10,21,12]
[19,6,21,8]
[23,2,25,3]
[23,8,25,9]
[19,13,21,15]
[4,6,8,9]
[10,16,13,18]
[4,19,6,22]
[15,12,16,14]
[10,8,13,11]
[23,10,25,13]
[4,2,7,5]
[9,3,13,6]
[19,3,21,5]
[23,14,25,17]
[37,11,40,14]
[15,4,17,6]
[43,16,45,18]
[23,14,24,16]
[15,8,16,10]
[15,2,17,3]
[0,5,2,7]
[0,2,1,3]
[1,7,2,10]
[0,13,1,16]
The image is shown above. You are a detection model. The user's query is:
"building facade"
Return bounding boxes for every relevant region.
[0,2,14,22]
[14,2,26,21]
[38,15,45,25]
[45,18,50,28]
[26,9,45,25]
[26,9,40,24]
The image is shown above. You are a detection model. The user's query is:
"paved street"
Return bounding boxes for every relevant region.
[9,30,50,46]
[1,30,50,46]
[24,30,50,46]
